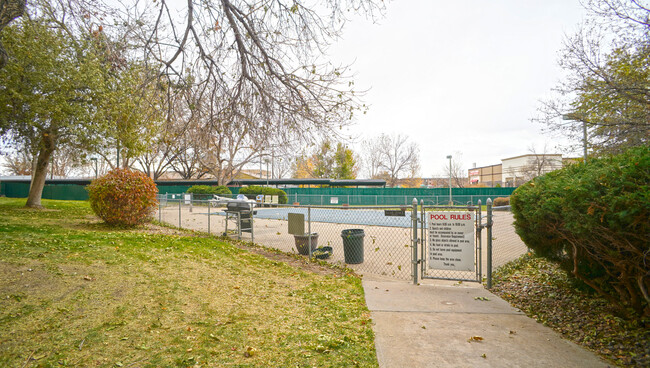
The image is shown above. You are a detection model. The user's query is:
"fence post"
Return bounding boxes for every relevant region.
[486,198,493,289]
[158,198,162,223]
[420,199,425,278]
[477,199,482,282]
[189,192,193,213]
[178,196,182,229]
[207,200,211,235]
[250,202,254,244]
[308,206,312,258]
[412,198,418,285]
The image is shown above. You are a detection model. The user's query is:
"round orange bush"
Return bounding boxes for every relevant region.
[87,168,158,227]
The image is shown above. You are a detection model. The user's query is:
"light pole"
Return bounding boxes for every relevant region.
[447,155,453,205]
[90,157,98,179]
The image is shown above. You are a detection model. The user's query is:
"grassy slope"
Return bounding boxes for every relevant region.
[0,198,378,367]
[491,255,649,367]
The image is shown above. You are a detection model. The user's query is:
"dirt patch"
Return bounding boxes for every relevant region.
[141,223,352,278]
[229,240,353,278]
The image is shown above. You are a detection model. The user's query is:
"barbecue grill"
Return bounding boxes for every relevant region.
[224,200,256,241]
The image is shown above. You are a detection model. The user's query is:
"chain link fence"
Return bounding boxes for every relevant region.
[156,194,528,283]
[490,206,529,269]
[287,193,507,206]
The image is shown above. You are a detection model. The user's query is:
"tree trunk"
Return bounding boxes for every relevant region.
[25,133,55,208]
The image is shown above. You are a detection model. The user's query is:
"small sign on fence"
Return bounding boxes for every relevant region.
[427,212,475,271]
[330,197,339,204]
[384,210,406,217]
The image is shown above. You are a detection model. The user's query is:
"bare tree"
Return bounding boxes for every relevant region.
[366,133,420,187]
[2,148,31,175]
[3,0,385,207]
[120,0,383,154]
[270,144,299,179]
[520,145,563,181]
[440,152,466,188]
[360,138,382,179]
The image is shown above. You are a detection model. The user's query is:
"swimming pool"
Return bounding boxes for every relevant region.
[252,207,414,228]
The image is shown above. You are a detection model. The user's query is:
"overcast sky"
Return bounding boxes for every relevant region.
[329,0,588,178]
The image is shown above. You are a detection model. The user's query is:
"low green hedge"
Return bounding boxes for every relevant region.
[186,185,232,200]
[492,197,510,206]
[511,145,649,317]
[238,186,288,204]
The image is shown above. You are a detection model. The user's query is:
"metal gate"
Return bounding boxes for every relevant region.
[410,199,495,286]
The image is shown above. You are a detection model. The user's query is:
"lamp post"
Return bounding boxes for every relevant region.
[447,155,453,205]
[90,157,98,179]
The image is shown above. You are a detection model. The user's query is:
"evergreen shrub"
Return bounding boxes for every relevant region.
[510,145,649,317]
[239,185,288,204]
[492,197,510,206]
[186,185,232,200]
[87,168,158,227]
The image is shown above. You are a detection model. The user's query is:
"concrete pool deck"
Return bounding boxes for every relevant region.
[160,205,529,281]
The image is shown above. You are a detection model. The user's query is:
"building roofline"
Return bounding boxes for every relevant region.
[501,153,562,161]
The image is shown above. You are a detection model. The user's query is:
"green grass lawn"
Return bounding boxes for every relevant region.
[0,198,378,367]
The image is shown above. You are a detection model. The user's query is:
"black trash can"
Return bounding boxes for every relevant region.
[341,229,365,264]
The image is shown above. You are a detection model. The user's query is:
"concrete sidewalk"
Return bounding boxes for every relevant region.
[363,276,612,368]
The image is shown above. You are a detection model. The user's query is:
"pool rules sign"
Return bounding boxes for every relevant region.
[427,212,475,271]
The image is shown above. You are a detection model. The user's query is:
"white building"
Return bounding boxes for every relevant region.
[501,154,563,187]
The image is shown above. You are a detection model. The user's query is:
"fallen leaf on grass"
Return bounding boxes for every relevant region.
[244,346,257,357]
[468,336,484,342]
[83,275,94,281]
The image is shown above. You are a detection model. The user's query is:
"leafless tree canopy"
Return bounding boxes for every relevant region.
[440,152,466,188]
[125,0,382,182]
[362,134,420,186]
[2,0,385,190]
[119,1,382,174]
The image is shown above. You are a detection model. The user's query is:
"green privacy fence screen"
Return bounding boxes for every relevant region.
[281,187,515,206]
[0,182,90,200]
[1,180,513,205]
[0,181,240,201]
